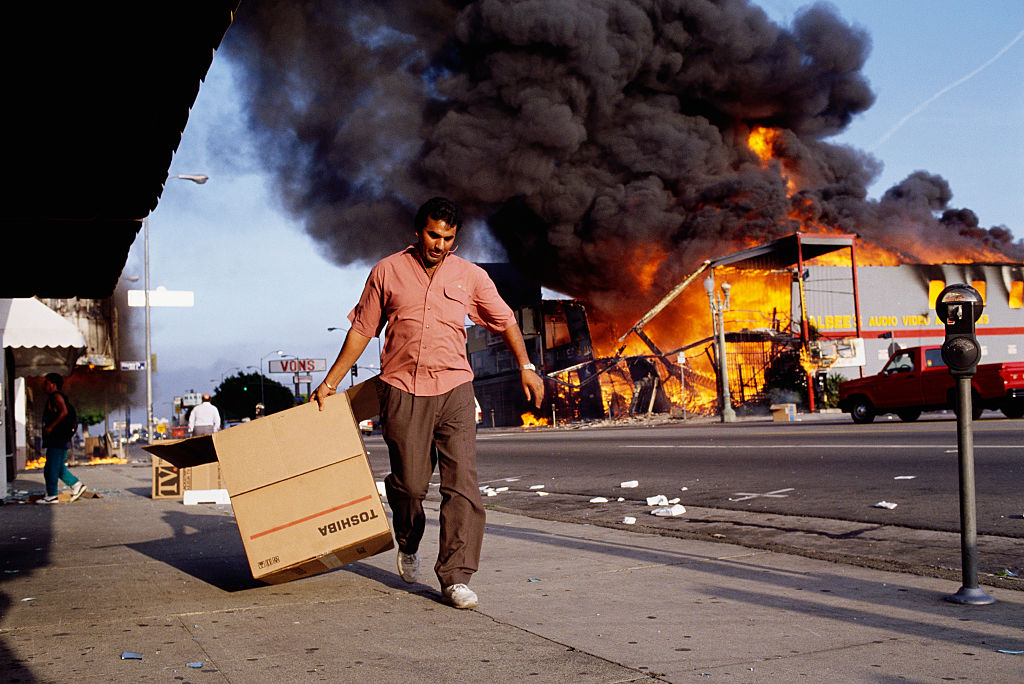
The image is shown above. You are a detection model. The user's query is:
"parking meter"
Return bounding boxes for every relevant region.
[934,283,995,605]
[935,284,984,377]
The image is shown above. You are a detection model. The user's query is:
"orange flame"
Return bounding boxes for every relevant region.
[748,126,796,194]
[748,126,779,162]
[25,454,127,469]
[521,412,550,427]
[89,456,127,465]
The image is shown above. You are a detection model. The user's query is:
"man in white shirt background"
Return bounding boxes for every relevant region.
[188,393,221,435]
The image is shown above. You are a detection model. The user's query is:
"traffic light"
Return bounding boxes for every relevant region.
[351,364,359,379]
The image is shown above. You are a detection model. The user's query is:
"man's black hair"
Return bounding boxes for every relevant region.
[414,197,463,231]
[44,373,64,390]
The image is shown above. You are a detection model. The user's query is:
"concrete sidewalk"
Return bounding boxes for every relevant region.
[2,462,1022,683]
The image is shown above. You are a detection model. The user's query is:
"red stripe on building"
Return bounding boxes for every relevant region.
[818,327,1024,340]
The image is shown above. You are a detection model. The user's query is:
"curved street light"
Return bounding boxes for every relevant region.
[328,326,383,369]
[259,349,286,405]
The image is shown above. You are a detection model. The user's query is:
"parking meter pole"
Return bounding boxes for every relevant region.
[935,283,994,606]
[942,378,991,602]
[945,377,995,605]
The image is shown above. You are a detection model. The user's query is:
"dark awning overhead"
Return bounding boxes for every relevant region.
[0,1,240,299]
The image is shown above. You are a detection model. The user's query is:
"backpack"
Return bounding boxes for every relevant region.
[52,392,78,442]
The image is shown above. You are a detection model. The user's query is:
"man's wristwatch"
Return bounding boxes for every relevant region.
[520,363,537,372]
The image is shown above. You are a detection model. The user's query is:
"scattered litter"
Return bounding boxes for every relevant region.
[620,480,639,488]
[893,475,916,480]
[651,504,686,517]
[529,485,545,490]
[995,569,1018,578]
[120,652,143,660]
[668,497,681,504]
[485,489,498,497]
[589,497,609,503]
[20,597,35,602]
[536,491,549,497]
[187,662,204,669]
[527,577,542,582]
[873,501,898,510]
[680,487,688,492]
[617,497,625,502]
[996,649,1024,655]
[376,481,386,498]
[622,516,637,525]
[646,495,669,506]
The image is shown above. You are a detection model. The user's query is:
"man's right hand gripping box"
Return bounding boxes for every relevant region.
[144,389,392,584]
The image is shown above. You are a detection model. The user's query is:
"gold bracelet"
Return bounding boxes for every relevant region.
[324,380,337,391]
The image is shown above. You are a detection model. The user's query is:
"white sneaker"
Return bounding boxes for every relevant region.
[36,495,58,505]
[70,481,86,502]
[397,551,419,583]
[442,583,478,609]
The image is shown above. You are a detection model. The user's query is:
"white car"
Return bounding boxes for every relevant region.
[359,419,374,434]
[475,397,482,426]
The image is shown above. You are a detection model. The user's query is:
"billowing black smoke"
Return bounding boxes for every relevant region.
[222,0,1020,318]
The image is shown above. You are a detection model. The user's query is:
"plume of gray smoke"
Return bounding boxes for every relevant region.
[223,0,1020,319]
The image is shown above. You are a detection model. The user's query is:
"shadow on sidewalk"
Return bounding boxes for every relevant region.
[478,517,1024,645]
[124,509,262,592]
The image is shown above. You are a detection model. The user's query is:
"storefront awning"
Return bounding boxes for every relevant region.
[0,298,87,377]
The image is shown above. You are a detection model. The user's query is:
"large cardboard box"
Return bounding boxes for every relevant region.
[345,375,382,422]
[151,457,222,499]
[144,391,393,584]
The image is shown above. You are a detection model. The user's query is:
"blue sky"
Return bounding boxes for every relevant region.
[127,0,1023,420]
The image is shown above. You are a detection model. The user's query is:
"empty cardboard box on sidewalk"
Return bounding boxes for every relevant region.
[151,456,222,499]
[144,390,393,584]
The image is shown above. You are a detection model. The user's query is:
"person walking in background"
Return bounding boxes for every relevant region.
[311,197,544,610]
[37,373,86,504]
[188,393,221,435]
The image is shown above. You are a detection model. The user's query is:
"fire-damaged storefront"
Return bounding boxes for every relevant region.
[469,265,604,427]
[471,238,1024,427]
[802,262,1024,377]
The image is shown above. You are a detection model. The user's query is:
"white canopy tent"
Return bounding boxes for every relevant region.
[1,298,87,377]
[2,298,88,494]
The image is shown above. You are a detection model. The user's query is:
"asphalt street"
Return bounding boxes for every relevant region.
[363,412,1024,588]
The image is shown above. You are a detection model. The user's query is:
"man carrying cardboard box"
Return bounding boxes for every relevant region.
[311,197,544,609]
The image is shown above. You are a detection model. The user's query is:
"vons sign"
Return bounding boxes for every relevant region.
[269,358,327,373]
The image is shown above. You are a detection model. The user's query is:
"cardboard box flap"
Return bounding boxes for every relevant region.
[142,392,364,496]
[344,375,381,422]
[207,392,364,496]
[144,435,218,469]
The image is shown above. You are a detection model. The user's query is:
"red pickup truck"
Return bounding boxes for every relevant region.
[838,345,1024,423]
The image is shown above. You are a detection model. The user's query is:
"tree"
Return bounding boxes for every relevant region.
[214,372,296,421]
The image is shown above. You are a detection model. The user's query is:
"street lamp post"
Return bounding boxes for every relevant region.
[145,173,208,444]
[705,276,736,423]
[259,349,285,406]
[328,326,383,367]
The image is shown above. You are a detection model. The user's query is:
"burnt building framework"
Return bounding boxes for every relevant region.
[468,236,1024,425]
